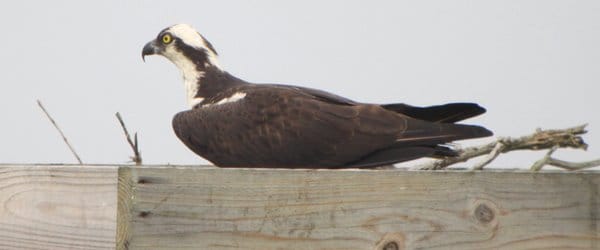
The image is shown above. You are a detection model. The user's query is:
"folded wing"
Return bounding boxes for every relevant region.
[173,85,492,168]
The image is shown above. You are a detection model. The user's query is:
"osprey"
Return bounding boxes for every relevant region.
[142,24,492,168]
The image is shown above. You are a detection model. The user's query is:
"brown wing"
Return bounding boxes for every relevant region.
[173,85,492,168]
[172,86,368,167]
[264,84,358,105]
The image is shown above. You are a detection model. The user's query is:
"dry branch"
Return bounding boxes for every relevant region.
[416,124,592,170]
[37,100,83,164]
[530,146,600,171]
[471,142,505,170]
[115,112,142,165]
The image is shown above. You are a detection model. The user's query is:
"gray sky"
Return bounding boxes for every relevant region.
[1,1,598,168]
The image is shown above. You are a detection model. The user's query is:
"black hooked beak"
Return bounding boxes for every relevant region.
[142,40,159,62]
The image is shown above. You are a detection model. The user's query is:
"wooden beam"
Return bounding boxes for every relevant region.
[117,166,600,250]
[1,165,598,249]
[0,165,117,249]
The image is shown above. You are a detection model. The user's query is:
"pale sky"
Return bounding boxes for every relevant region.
[1,1,598,168]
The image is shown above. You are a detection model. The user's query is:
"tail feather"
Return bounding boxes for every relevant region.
[432,145,459,157]
[398,119,493,146]
[382,103,486,123]
[345,123,491,168]
[345,102,491,168]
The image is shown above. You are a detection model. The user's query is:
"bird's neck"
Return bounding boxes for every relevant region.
[182,69,204,108]
[182,66,247,108]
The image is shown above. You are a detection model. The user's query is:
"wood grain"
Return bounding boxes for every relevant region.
[0,165,117,250]
[117,167,600,250]
[1,165,598,249]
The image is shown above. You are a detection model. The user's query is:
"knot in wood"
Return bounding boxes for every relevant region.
[474,203,494,224]
[138,211,151,218]
[382,241,399,250]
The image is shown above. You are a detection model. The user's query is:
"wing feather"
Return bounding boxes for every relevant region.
[173,85,492,168]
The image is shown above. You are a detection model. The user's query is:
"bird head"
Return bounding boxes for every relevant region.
[142,24,224,107]
[142,24,221,72]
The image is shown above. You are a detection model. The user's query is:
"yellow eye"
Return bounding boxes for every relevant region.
[162,34,172,44]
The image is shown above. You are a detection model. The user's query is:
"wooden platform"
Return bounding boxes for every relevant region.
[1,165,599,249]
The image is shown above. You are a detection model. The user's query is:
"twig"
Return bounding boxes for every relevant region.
[530,146,559,171]
[36,100,83,164]
[531,146,600,171]
[471,142,505,170]
[540,158,600,171]
[115,112,142,165]
[416,124,589,170]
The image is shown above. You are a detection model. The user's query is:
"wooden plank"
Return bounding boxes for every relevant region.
[0,165,118,250]
[117,166,600,250]
[117,167,133,250]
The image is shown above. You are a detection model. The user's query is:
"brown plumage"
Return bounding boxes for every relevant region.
[143,24,493,168]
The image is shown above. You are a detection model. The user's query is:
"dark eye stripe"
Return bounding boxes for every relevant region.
[172,37,212,70]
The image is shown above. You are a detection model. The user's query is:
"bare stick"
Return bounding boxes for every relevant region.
[416,124,589,170]
[531,147,600,171]
[471,142,506,170]
[37,100,83,164]
[542,158,600,171]
[530,146,559,171]
[115,112,142,165]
